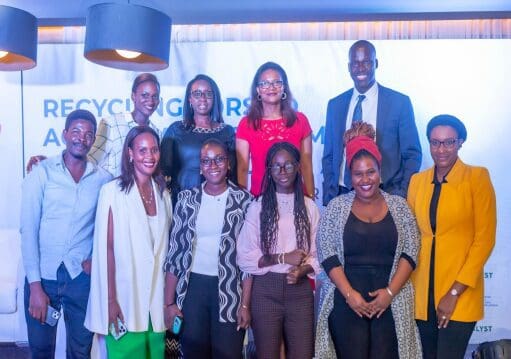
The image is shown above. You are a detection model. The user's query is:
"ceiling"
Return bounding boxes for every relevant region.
[1,0,510,26]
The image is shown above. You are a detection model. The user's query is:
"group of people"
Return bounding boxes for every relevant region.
[20,39,496,359]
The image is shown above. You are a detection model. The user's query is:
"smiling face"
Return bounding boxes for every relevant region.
[128,132,160,180]
[189,79,214,117]
[351,154,381,202]
[200,143,229,187]
[256,69,285,106]
[131,81,160,119]
[270,149,299,194]
[62,119,95,160]
[348,43,378,94]
[429,125,462,175]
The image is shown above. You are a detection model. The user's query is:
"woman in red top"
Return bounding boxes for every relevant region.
[236,62,315,197]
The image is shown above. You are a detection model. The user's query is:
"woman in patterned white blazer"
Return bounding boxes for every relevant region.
[163,138,253,359]
[315,122,422,359]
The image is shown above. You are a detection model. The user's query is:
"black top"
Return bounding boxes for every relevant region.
[160,121,237,203]
[322,211,415,274]
[427,167,448,300]
[343,211,398,267]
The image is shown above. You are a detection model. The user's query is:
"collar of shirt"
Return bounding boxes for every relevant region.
[431,166,450,184]
[58,150,98,180]
[348,82,379,129]
[352,81,378,105]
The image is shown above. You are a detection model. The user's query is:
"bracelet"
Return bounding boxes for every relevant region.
[164,302,176,308]
[345,290,351,302]
[241,304,249,309]
[282,253,286,265]
[277,253,284,265]
[385,287,394,297]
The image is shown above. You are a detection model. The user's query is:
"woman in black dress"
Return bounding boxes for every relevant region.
[160,74,236,203]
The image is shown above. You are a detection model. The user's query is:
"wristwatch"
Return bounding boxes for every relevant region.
[450,288,459,297]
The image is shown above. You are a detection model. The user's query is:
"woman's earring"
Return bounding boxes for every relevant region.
[129,157,133,163]
[281,92,287,100]
[257,94,262,101]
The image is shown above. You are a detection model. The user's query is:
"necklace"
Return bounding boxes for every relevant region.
[137,182,154,206]
[192,122,225,133]
[204,183,228,201]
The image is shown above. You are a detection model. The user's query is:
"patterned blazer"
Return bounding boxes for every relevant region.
[163,181,252,323]
[315,190,423,359]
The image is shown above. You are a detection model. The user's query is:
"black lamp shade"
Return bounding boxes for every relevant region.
[84,3,171,71]
[0,5,37,71]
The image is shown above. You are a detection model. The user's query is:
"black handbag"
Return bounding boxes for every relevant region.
[472,339,511,359]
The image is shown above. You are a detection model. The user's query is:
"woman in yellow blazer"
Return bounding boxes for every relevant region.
[407,114,496,359]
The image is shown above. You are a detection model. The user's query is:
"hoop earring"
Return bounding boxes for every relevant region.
[257,94,262,101]
[281,92,287,100]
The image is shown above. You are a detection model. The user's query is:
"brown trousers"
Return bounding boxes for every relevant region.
[250,272,314,359]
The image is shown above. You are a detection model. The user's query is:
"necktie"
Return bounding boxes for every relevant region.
[343,94,366,189]
[352,94,366,123]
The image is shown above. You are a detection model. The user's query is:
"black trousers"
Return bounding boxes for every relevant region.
[418,237,476,359]
[416,288,475,359]
[181,273,245,359]
[328,265,398,359]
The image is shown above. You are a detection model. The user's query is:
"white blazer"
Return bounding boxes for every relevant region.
[85,179,172,335]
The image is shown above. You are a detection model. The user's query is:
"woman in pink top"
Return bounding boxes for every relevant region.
[236,62,315,198]
[237,142,320,359]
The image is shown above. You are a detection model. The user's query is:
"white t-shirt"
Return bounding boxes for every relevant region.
[190,188,229,276]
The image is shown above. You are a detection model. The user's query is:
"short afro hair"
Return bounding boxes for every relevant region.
[426,114,467,142]
[64,109,97,133]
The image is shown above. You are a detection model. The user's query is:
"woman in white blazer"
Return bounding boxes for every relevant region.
[85,126,172,359]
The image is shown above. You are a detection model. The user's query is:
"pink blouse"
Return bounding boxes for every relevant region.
[235,112,312,196]
[236,192,320,276]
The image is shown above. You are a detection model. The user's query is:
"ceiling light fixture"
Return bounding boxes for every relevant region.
[84,3,172,71]
[0,5,37,71]
[115,50,142,59]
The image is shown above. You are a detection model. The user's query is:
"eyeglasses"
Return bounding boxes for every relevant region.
[429,138,459,149]
[191,90,214,99]
[200,156,227,167]
[257,80,284,90]
[269,162,297,174]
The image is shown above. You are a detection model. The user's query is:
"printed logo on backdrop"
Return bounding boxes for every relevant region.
[484,272,497,308]
[41,97,325,147]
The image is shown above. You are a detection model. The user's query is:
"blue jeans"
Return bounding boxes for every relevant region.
[24,263,93,359]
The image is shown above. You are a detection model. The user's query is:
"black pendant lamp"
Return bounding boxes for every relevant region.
[84,3,171,71]
[0,5,37,71]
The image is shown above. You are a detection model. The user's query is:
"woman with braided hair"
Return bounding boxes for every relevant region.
[315,122,422,358]
[237,141,320,359]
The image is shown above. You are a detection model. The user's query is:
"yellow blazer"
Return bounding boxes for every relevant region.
[407,158,496,322]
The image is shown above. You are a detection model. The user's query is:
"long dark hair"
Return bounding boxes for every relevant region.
[118,126,165,194]
[182,74,224,130]
[247,62,297,130]
[259,142,310,255]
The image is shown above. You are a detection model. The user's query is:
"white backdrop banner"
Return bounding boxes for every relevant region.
[1,39,510,343]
